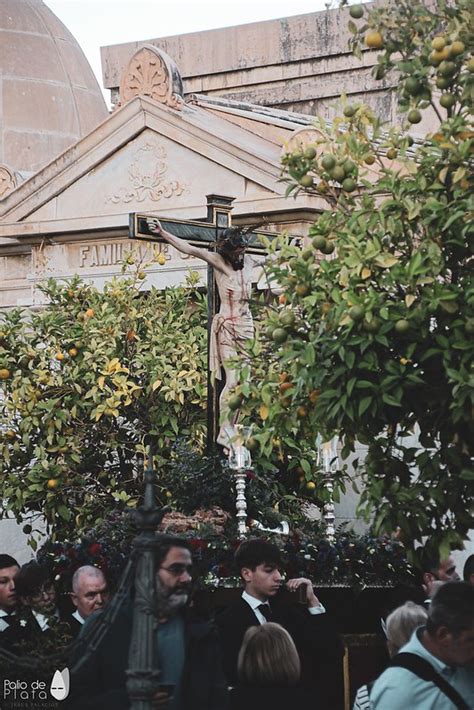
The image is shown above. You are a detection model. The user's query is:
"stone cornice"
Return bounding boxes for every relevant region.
[0,96,287,224]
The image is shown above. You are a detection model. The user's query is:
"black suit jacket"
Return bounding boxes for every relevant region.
[216,596,344,710]
[69,605,228,710]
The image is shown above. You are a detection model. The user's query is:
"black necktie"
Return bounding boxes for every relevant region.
[257,603,272,622]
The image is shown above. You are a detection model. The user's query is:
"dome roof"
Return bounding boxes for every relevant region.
[0,0,108,179]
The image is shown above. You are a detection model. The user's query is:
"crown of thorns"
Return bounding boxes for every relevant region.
[214,222,266,251]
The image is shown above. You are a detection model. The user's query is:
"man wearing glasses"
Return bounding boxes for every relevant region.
[70,536,228,709]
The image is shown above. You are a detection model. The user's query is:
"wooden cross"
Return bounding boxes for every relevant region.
[130,194,273,453]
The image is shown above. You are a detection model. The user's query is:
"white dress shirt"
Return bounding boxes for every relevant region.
[242,589,326,624]
[0,608,15,632]
[72,609,85,625]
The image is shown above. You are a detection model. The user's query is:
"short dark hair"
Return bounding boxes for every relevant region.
[0,554,19,571]
[418,546,442,576]
[426,581,474,637]
[15,561,52,598]
[216,227,248,253]
[153,535,192,570]
[463,555,474,582]
[235,539,282,573]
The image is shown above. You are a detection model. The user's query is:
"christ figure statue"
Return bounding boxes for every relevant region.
[147,218,262,450]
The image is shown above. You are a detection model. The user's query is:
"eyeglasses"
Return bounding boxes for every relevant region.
[159,564,193,577]
[29,584,55,600]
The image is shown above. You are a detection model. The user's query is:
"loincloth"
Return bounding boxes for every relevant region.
[209,313,253,381]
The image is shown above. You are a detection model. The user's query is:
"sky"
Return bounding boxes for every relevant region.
[45,0,334,102]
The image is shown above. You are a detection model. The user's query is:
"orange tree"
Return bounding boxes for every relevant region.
[0,272,208,545]
[236,0,473,562]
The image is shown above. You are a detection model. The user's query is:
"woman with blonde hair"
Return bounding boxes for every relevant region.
[230,622,313,709]
[353,601,428,710]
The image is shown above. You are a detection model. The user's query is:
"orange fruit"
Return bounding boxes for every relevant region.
[297,405,308,418]
[440,93,456,109]
[365,31,383,49]
[309,389,321,404]
[449,40,465,56]
[321,154,336,171]
[278,294,287,305]
[312,235,328,250]
[306,481,316,490]
[431,36,446,51]
[295,284,310,297]
[228,393,243,411]
[47,479,59,490]
[55,352,65,361]
[342,177,357,192]
[299,175,314,188]
[68,347,78,358]
[349,305,365,321]
[272,328,288,344]
[85,308,94,318]
[0,368,11,379]
[395,319,411,334]
[407,109,422,124]
[279,382,294,395]
[349,4,364,19]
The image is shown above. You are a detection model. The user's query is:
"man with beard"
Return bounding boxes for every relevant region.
[147,219,262,450]
[69,536,228,710]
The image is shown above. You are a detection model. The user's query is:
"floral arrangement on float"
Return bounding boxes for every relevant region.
[38,510,417,593]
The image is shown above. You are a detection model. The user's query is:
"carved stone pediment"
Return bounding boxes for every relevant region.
[106,140,186,204]
[0,165,17,200]
[119,44,184,110]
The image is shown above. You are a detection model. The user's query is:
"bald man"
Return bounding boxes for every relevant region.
[69,566,109,634]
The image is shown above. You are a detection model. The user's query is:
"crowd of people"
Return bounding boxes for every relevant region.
[0,542,473,709]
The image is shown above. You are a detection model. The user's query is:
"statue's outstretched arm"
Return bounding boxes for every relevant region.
[146,218,230,274]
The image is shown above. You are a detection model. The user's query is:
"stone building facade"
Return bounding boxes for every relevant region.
[2,1,469,567]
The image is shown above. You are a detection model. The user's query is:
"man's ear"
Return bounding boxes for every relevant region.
[434,625,451,646]
[241,567,253,584]
[70,592,79,609]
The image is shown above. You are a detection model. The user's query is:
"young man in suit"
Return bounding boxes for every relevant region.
[0,554,20,649]
[216,539,344,709]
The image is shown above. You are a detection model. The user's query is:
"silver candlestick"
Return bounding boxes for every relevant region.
[226,425,252,539]
[317,436,339,541]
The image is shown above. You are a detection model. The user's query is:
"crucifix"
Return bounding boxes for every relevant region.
[130,194,272,453]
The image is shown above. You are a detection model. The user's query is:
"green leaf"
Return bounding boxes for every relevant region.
[58,505,71,521]
[358,397,372,416]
